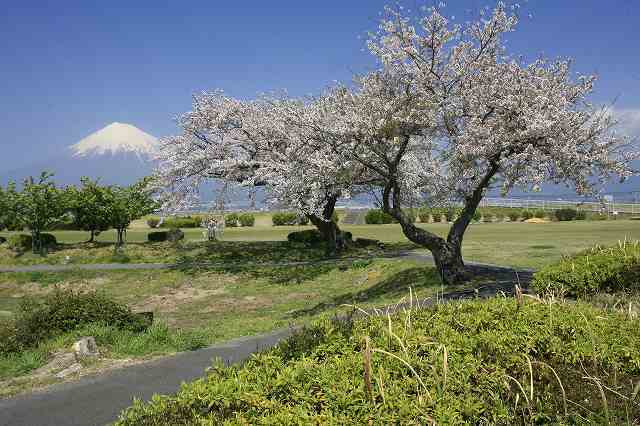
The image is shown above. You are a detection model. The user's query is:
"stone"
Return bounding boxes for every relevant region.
[73,336,99,359]
[55,363,82,379]
[32,352,76,377]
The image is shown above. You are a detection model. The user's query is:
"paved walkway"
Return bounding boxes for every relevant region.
[0,255,534,426]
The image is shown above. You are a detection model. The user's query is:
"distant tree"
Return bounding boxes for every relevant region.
[107,177,158,246]
[15,172,68,253]
[0,182,22,231]
[68,177,112,243]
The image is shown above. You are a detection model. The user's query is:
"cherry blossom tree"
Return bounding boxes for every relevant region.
[155,92,368,252]
[304,2,636,283]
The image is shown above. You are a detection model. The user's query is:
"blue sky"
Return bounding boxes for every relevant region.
[1,0,639,171]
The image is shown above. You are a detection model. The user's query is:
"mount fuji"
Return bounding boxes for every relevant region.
[2,123,160,186]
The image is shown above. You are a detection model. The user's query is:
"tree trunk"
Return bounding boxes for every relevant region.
[88,230,95,243]
[306,193,346,255]
[116,228,125,247]
[31,229,41,254]
[431,240,466,285]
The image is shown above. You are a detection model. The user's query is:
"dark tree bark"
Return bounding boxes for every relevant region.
[381,158,500,285]
[31,229,42,254]
[88,229,95,243]
[306,193,347,255]
[116,228,126,247]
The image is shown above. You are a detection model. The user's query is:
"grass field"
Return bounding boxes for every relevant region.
[1,218,638,397]
[1,219,637,269]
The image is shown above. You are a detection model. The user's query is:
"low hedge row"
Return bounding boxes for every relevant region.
[532,241,640,297]
[5,233,57,252]
[225,213,255,227]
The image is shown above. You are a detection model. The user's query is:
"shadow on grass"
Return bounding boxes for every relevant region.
[175,261,341,286]
[289,267,443,318]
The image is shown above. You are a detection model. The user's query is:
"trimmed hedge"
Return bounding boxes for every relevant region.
[225,213,239,227]
[148,231,168,242]
[6,234,56,252]
[1,289,149,356]
[554,208,577,221]
[159,216,202,229]
[287,230,323,245]
[239,213,255,227]
[364,210,393,225]
[532,241,640,297]
[272,212,299,226]
[116,298,640,424]
[148,229,184,243]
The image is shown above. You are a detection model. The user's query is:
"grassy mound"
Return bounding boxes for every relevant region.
[532,241,640,297]
[117,298,640,424]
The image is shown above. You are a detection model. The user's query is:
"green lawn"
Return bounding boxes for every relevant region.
[1,220,637,269]
[1,219,637,396]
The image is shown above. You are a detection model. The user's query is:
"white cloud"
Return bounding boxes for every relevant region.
[612,108,640,139]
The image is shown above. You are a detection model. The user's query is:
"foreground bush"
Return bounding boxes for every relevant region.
[1,289,149,355]
[117,298,640,424]
[532,241,640,297]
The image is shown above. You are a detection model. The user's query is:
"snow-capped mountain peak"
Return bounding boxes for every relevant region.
[70,122,158,158]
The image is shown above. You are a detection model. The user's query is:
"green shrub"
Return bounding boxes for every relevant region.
[533,209,546,219]
[147,217,160,228]
[575,210,587,220]
[431,208,444,222]
[287,230,323,245]
[554,208,577,221]
[417,208,431,223]
[147,231,168,242]
[0,236,6,245]
[238,213,255,227]
[364,210,393,224]
[589,212,609,221]
[272,212,298,226]
[6,234,32,252]
[297,215,309,225]
[159,216,201,229]
[507,210,520,222]
[521,209,534,220]
[225,213,239,227]
[1,289,148,356]
[532,241,640,297]
[471,210,481,222]
[116,298,640,425]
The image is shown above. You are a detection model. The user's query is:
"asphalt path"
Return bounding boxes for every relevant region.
[0,328,296,426]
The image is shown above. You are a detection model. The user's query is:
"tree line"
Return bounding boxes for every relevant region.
[0,173,157,253]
